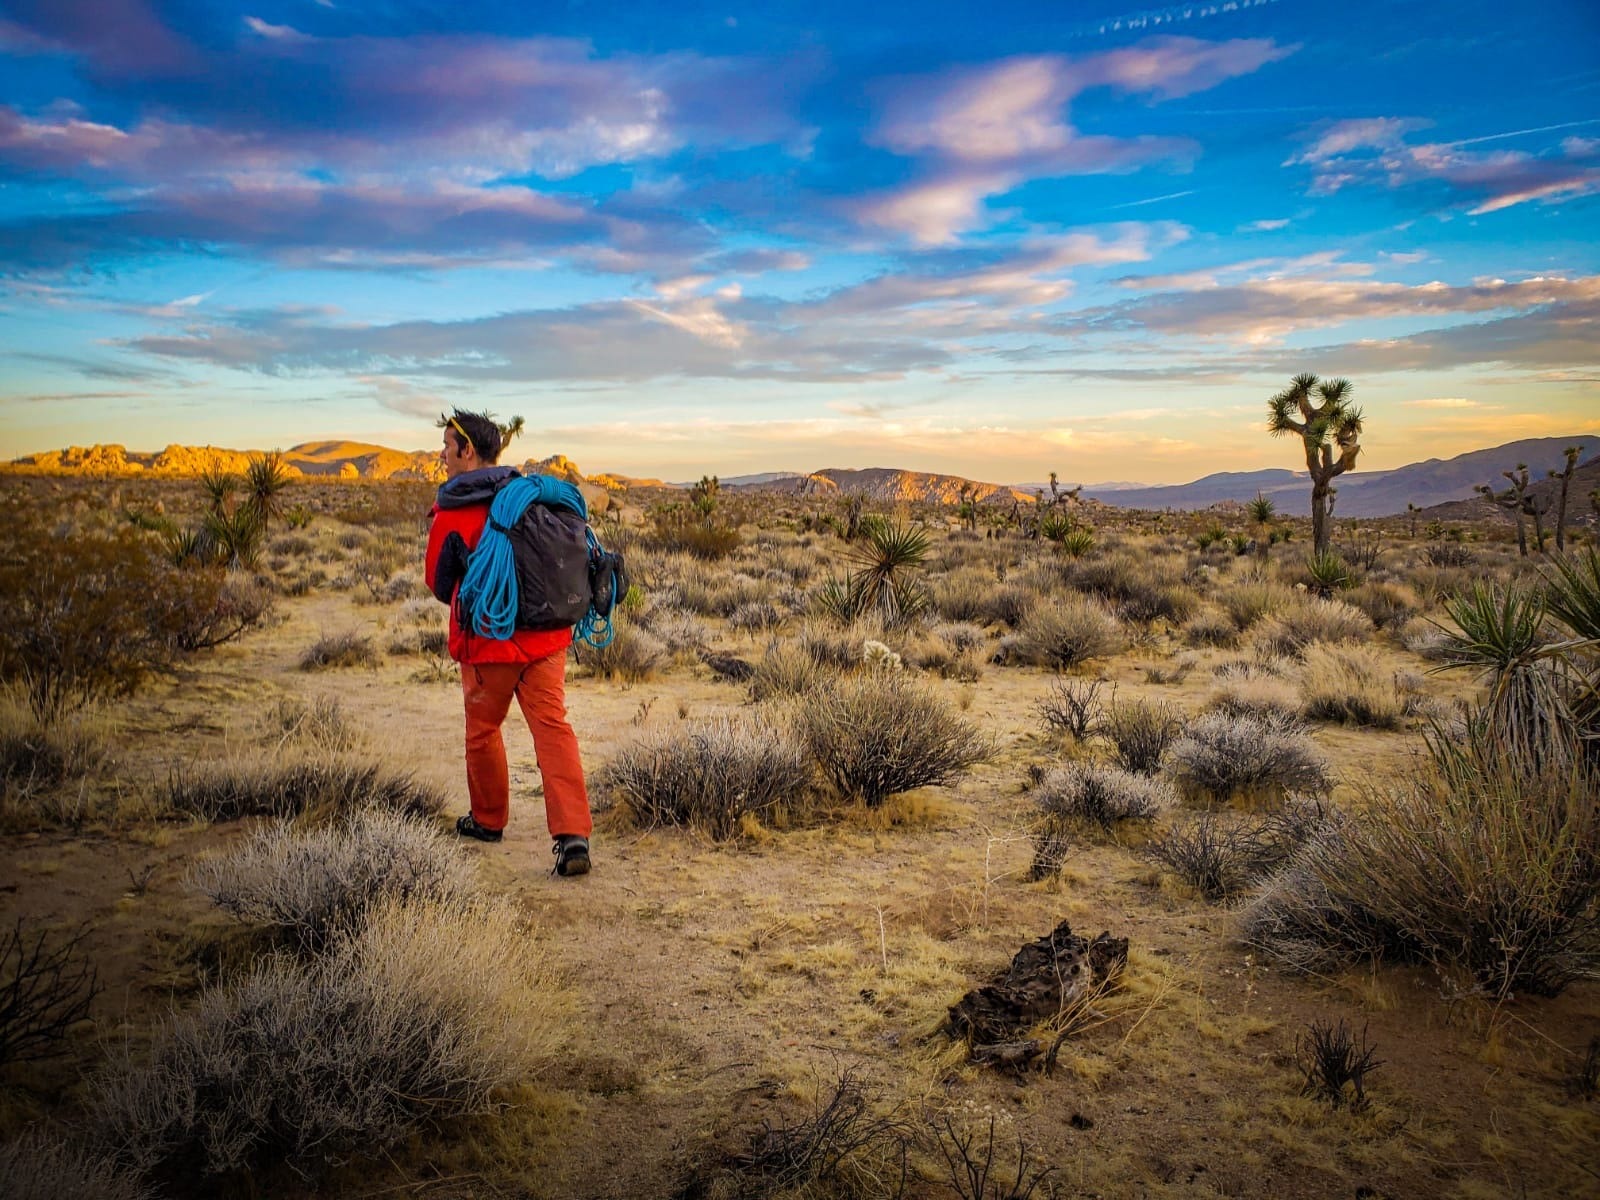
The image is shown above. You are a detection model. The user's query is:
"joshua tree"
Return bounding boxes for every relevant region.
[1247,492,1276,561]
[1551,444,1584,552]
[1478,465,1534,556]
[956,484,978,532]
[690,475,720,524]
[1267,374,1363,557]
[1406,502,1421,539]
[243,450,293,527]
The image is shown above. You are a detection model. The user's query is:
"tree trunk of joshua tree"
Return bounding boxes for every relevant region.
[1513,506,1528,557]
[1311,479,1332,556]
[1526,495,1551,554]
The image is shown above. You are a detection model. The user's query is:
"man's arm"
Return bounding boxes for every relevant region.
[424,515,469,604]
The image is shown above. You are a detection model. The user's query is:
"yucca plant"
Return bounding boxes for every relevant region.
[843,521,931,627]
[243,451,294,527]
[1060,528,1095,558]
[1304,550,1354,598]
[1544,547,1600,643]
[1438,582,1573,768]
[197,467,239,515]
[204,504,266,571]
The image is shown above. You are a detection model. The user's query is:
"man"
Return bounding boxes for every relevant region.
[424,408,592,877]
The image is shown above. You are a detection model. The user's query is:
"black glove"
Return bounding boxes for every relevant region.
[432,530,470,603]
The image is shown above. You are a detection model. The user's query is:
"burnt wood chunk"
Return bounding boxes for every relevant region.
[947,920,1128,1049]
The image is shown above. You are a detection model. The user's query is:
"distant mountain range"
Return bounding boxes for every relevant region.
[1076,436,1600,517]
[11,434,1597,519]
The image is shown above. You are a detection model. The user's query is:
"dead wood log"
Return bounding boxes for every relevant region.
[946,920,1128,1050]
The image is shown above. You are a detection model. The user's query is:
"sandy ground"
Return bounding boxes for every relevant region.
[3,510,1598,1199]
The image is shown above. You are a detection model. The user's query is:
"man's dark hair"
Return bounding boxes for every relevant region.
[437,409,506,464]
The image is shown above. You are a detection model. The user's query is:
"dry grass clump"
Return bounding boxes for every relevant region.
[1218,577,1298,630]
[1397,614,1457,661]
[1297,642,1406,728]
[639,605,712,657]
[1249,598,1374,659]
[583,622,666,682]
[1347,580,1420,630]
[262,694,360,753]
[677,572,767,617]
[1241,740,1599,998]
[1164,711,1332,807]
[1181,606,1238,647]
[747,639,835,702]
[1205,661,1301,723]
[1100,697,1184,774]
[1070,552,1197,623]
[298,628,378,671]
[896,626,984,681]
[980,581,1035,628]
[728,599,785,634]
[165,753,445,822]
[930,567,997,623]
[0,694,111,825]
[596,715,811,838]
[191,811,478,951]
[0,1132,148,1200]
[90,897,568,1182]
[794,671,991,807]
[1030,763,1171,877]
[1001,596,1124,670]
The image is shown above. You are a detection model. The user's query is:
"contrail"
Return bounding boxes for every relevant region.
[1445,119,1600,148]
[1068,0,1281,39]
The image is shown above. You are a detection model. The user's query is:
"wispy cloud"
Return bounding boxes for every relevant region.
[859,36,1292,242]
[1287,116,1600,213]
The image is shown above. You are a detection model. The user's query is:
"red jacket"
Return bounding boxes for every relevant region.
[425,499,573,665]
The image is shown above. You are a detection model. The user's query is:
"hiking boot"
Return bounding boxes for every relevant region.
[456,813,503,843]
[552,835,590,877]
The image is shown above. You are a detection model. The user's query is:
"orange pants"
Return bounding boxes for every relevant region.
[461,652,592,838]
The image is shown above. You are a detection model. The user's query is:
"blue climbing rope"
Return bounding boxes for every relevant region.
[456,474,588,641]
[574,527,619,649]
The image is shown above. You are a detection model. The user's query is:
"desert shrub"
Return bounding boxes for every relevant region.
[729,599,785,634]
[795,672,991,807]
[1206,662,1301,723]
[980,581,1035,628]
[1347,580,1419,630]
[748,639,833,702]
[678,572,767,617]
[1218,578,1297,630]
[90,896,568,1181]
[1,918,100,1066]
[0,530,211,720]
[165,753,445,822]
[931,569,994,622]
[1101,697,1184,774]
[647,511,741,560]
[642,606,712,655]
[298,629,378,671]
[191,811,478,951]
[1296,1018,1382,1111]
[1029,764,1170,877]
[932,621,988,654]
[1182,607,1238,648]
[583,622,665,682]
[0,1133,147,1200]
[1070,553,1196,623]
[1165,711,1332,807]
[898,630,982,682]
[1150,800,1328,901]
[797,622,868,671]
[679,1068,914,1200]
[1249,598,1374,659]
[1241,735,1599,998]
[269,534,314,557]
[1035,677,1103,739]
[1397,614,1456,661]
[595,716,811,838]
[1002,596,1124,670]
[1148,814,1262,900]
[1423,541,1475,568]
[1298,642,1406,728]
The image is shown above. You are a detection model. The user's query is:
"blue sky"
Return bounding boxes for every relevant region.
[1,0,1597,483]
